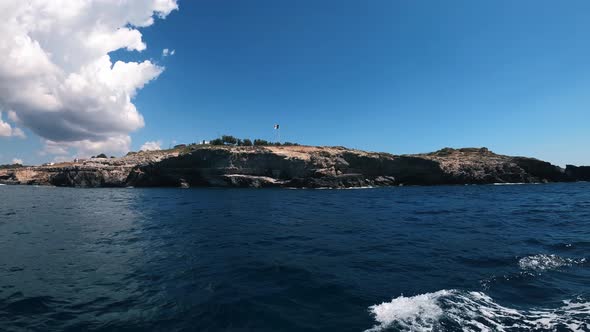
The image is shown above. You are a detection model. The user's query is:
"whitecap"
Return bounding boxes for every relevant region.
[342,186,375,190]
[366,290,448,331]
[366,290,590,332]
[314,186,376,190]
[518,254,586,272]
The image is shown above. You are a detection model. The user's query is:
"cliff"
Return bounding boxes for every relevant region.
[0,145,586,188]
[565,165,590,182]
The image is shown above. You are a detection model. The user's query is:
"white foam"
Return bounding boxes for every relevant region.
[491,183,527,186]
[518,254,586,271]
[366,290,448,331]
[366,290,590,332]
[286,186,377,190]
[312,186,376,190]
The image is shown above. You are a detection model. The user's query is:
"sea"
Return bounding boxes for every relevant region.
[0,183,589,331]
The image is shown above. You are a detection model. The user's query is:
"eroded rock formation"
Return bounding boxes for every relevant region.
[0,146,586,188]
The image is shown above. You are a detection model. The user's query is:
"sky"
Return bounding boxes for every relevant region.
[1,0,589,166]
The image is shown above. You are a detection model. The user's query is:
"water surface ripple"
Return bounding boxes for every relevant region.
[0,183,589,331]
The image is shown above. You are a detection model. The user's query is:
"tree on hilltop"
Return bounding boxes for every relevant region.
[253,139,269,146]
[221,135,238,145]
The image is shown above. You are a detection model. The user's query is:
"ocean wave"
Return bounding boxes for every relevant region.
[313,186,376,190]
[518,254,586,272]
[366,290,590,332]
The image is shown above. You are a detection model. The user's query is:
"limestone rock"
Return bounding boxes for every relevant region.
[1,145,587,188]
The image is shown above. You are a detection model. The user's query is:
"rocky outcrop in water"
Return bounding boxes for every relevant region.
[0,146,587,188]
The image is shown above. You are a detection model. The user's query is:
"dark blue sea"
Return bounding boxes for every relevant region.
[0,183,589,331]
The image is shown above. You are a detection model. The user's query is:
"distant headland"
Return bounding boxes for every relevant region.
[1,136,589,188]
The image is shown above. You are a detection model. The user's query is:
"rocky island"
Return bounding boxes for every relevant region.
[1,145,589,188]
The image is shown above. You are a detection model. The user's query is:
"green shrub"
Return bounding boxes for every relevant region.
[210,138,224,146]
[207,136,296,147]
[0,164,23,169]
[253,139,269,146]
[221,135,238,145]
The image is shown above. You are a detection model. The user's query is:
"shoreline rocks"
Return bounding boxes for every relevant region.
[0,146,587,188]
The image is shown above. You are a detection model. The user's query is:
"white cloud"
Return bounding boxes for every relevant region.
[11,158,23,165]
[7,111,19,123]
[162,48,175,57]
[52,155,75,163]
[0,113,26,138]
[42,136,131,158]
[0,0,178,155]
[140,140,162,151]
[40,140,70,156]
[0,118,11,137]
[12,127,26,139]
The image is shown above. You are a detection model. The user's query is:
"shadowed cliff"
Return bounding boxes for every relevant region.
[0,145,587,188]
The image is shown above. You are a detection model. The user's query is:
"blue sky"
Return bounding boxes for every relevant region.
[2,0,590,166]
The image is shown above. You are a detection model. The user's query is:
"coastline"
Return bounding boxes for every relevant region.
[1,145,589,189]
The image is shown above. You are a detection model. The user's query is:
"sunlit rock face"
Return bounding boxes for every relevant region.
[0,145,586,188]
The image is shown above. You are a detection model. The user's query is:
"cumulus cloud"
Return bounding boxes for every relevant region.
[140,140,162,151]
[7,111,19,123]
[11,158,23,165]
[51,155,75,163]
[12,128,26,139]
[0,113,26,138]
[0,0,178,156]
[42,136,131,158]
[0,118,11,137]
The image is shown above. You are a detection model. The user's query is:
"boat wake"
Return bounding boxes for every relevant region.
[366,290,590,332]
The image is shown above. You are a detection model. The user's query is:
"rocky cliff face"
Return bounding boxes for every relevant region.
[565,165,590,181]
[0,146,586,188]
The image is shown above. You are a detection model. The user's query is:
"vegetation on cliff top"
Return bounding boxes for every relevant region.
[122,135,301,158]
[0,164,24,169]
[209,135,299,147]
